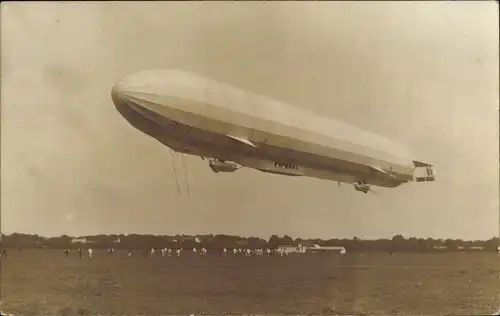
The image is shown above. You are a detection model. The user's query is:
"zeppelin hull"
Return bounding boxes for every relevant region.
[114,92,407,187]
[124,91,414,172]
[111,69,435,188]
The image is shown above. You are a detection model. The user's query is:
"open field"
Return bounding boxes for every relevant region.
[1,250,499,315]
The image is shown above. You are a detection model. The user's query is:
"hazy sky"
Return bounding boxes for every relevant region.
[1,2,498,240]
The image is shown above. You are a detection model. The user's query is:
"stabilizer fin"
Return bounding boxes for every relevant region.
[226,134,257,147]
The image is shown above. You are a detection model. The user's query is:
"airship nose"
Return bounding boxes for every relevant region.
[111,71,151,112]
[112,69,195,98]
[110,82,123,103]
[111,69,200,118]
[111,81,131,119]
[112,69,173,95]
[111,70,181,125]
[111,73,140,101]
[110,71,152,113]
[111,69,173,107]
[111,82,130,114]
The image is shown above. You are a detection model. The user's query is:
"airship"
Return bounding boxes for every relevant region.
[111,69,435,194]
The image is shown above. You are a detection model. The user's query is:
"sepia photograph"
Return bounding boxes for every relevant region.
[1,1,499,315]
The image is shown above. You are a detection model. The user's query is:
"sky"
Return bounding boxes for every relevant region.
[1,1,498,240]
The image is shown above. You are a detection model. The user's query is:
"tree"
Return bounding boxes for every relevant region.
[418,238,431,252]
[213,234,240,249]
[484,237,500,251]
[282,235,294,245]
[445,239,459,251]
[268,235,280,248]
[391,234,406,252]
[350,236,363,252]
[407,237,419,252]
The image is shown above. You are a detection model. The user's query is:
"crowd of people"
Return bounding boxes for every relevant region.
[54,246,292,258]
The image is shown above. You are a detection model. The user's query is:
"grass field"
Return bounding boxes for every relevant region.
[1,250,499,315]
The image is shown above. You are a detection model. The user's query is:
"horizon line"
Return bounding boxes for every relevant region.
[1,232,498,242]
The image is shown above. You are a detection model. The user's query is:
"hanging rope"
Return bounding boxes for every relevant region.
[170,149,181,195]
[181,154,191,197]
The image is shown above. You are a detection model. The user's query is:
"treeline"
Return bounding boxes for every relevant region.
[0,233,499,252]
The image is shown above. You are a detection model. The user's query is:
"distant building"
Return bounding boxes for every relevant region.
[433,246,447,250]
[467,246,484,251]
[70,237,95,245]
[278,245,307,254]
[306,244,346,254]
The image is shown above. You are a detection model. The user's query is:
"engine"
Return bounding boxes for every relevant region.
[208,158,241,173]
[353,181,370,193]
